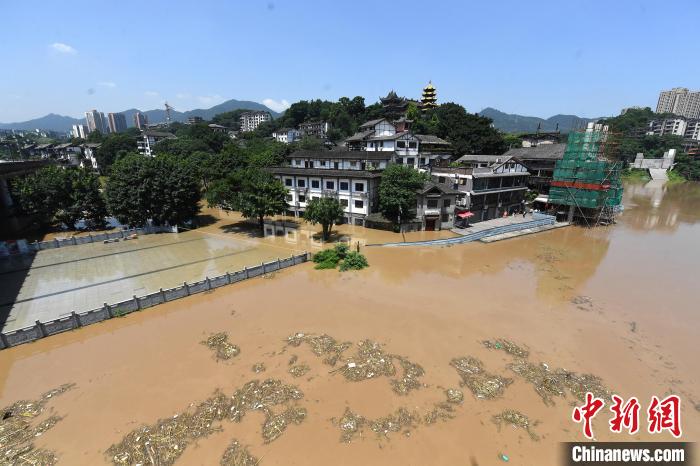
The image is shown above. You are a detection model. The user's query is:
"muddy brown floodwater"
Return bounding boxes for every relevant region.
[1,180,699,465]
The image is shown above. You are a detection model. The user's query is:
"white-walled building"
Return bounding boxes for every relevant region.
[81,143,101,170]
[344,118,451,169]
[299,120,329,139]
[685,119,700,140]
[271,150,387,226]
[647,118,688,137]
[137,131,176,157]
[240,111,272,132]
[272,128,301,144]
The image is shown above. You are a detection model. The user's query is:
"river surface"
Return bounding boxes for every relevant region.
[0,181,698,465]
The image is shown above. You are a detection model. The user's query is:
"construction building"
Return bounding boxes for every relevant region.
[548,123,623,226]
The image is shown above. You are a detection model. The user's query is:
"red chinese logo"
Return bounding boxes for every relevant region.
[572,393,682,439]
[648,395,682,438]
[609,395,640,434]
[572,392,605,439]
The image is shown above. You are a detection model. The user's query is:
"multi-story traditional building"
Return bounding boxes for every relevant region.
[344,118,451,169]
[133,112,148,130]
[137,131,176,157]
[432,155,530,223]
[270,149,385,226]
[502,144,566,194]
[656,88,700,119]
[414,181,458,230]
[299,120,330,139]
[380,91,409,119]
[420,81,438,111]
[107,113,127,133]
[272,128,301,144]
[240,111,272,132]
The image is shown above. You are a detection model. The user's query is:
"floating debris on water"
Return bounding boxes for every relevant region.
[492,409,540,441]
[201,332,240,361]
[445,388,464,404]
[507,360,611,406]
[0,383,74,466]
[390,357,426,396]
[252,363,266,373]
[450,356,512,399]
[108,379,305,464]
[370,407,420,438]
[286,333,351,366]
[336,340,396,382]
[571,295,594,311]
[288,363,310,378]
[482,338,530,358]
[220,439,260,466]
[337,407,367,443]
[423,402,455,424]
[288,355,298,366]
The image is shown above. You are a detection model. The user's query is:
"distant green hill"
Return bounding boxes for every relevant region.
[0,99,280,133]
[479,107,603,134]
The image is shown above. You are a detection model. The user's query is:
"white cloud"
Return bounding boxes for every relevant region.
[197,94,223,106]
[144,91,159,97]
[98,81,116,88]
[176,93,192,100]
[262,98,290,113]
[50,42,77,54]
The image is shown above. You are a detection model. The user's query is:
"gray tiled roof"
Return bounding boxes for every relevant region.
[503,143,566,160]
[359,118,387,129]
[455,154,514,164]
[269,166,382,178]
[289,149,392,160]
[345,129,375,142]
[415,134,450,145]
[418,181,461,195]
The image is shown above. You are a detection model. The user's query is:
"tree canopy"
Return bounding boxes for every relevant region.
[106,153,201,227]
[96,133,138,173]
[303,197,344,240]
[11,166,106,229]
[378,164,428,228]
[206,168,287,233]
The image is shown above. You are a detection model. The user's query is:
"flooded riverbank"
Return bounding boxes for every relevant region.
[0,181,698,465]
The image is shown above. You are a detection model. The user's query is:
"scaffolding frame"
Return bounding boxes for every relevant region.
[548,126,623,227]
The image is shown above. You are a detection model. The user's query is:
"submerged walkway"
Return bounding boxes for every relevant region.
[369,214,562,247]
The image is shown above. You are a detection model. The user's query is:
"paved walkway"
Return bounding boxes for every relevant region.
[648,168,669,181]
[451,213,544,236]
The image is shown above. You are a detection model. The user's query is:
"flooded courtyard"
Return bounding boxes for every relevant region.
[0,180,698,465]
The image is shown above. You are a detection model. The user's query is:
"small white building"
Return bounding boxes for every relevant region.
[272,128,301,144]
[137,131,176,157]
[81,143,101,170]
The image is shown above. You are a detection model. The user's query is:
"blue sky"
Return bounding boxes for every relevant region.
[1,0,698,122]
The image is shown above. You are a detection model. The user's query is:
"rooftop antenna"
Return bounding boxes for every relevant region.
[164,102,174,124]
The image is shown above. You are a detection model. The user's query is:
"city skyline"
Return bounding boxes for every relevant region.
[1,0,699,122]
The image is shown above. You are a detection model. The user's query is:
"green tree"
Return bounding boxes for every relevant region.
[11,166,106,228]
[96,133,138,173]
[378,164,427,230]
[87,130,105,143]
[206,168,287,233]
[433,103,507,155]
[303,197,344,240]
[106,154,201,227]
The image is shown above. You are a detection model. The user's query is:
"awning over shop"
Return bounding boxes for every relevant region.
[457,211,475,219]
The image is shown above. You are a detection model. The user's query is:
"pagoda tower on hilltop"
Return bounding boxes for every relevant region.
[380,90,409,119]
[421,81,438,111]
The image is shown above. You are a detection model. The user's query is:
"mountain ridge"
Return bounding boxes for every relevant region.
[0,99,280,133]
[479,107,603,133]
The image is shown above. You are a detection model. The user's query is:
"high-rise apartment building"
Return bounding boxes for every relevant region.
[85,110,108,134]
[133,112,148,130]
[656,88,700,118]
[239,111,271,132]
[71,124,89,139]
[107,113,127,133]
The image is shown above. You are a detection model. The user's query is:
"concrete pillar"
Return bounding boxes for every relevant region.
[0,177,13,208]
[71,311,81,328]
[104,302,113,318]
[36,320,47,338]
[133,295,141,310]
[567,205,575,223]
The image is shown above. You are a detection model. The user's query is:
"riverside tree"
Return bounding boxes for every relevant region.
[206,168,287,234]
[378,164,427,231]
[11,166,107,229]
[105,153,201,227]
[303,197,344,240]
